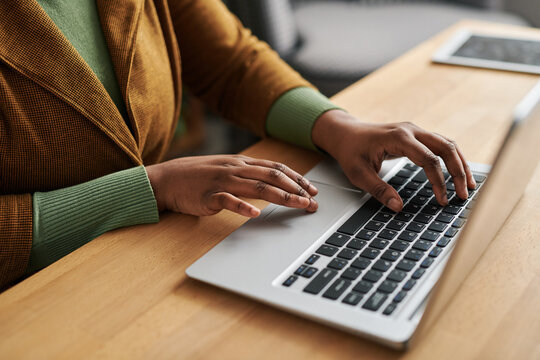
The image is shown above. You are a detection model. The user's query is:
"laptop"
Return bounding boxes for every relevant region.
[186,80,540,349]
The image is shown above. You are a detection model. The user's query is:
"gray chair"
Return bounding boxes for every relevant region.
[225,0,531,96]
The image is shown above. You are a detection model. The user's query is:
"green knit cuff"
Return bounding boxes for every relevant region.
[27,166,159,273]
[266,87,343,151]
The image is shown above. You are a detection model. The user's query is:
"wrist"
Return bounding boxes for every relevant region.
[311,109,356,157]
[145,164,166,212]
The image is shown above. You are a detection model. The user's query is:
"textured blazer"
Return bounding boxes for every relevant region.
[0,0,308,288]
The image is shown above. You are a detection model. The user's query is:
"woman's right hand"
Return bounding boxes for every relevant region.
[145,155,318,218]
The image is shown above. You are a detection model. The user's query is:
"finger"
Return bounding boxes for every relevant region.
[394,137,448,206]
[208,192,261,217]
[351,165,403,212]
[226,179,317,211]
[233,165,312,200]
[243,158,318,196]
[415,132,468,200]
[437,134,476,191]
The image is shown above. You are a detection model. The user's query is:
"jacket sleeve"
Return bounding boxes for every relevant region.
[168,0,312,137]
[0,194,33,290]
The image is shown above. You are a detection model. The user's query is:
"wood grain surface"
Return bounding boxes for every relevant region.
[1,20,539,360]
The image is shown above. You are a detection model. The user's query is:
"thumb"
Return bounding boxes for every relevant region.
[360,169,403,212]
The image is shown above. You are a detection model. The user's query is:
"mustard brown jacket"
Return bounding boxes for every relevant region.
[0,0,309,288]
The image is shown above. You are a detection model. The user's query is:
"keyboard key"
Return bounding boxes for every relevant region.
[396,259,416,271]
[404,163,419,171]
[346,238,367,250]
[389,176,407,186]
[452,218,466,228]
[301,267,316,278]
[437,237,452,247]
[390,240,410,252]
[428,221,447,233]
[337,198,381,235]
[362,292,388,311]
[372,259,392,272]
[356,229,376,240]
[325,233,350,247]
[379,229,398,240]
[473,174,486,183]
[412,268,426,279]
[387,269,407,282]
[397,233,416,244]
[421,257,435,268]
[342,292,363,306]
[294,265,307,275]
[405,181,422,190]
[429,247,443,258]
[413,214,433,224]
[328,258,348,270]
[365,221,384,231]
[282,275,298,287]
[405,249,424,261]
[351,257,371,269]
[459,209,471,219]
[304,268,338,294]
[421,230,440,242]
[393,291,407,303]
[411,195,430,205]
[436,213,454,224]
[442,205,461,215]
[412,170,428,183]
[387,220,406,231]
[342,267,362,280]
[360,247,380,259]
[337,248,358,260]
[450,196,467,206]
[421,204,441,215]
[323,278,352,300]
[417,188,434,197]
[378,280,398,293]
[370,238,390,250]
[373,212,392,222]
[445,227,459,238]
[305,254,320,265]
[316,244,339,257]
[413,240,433,251]
[353,280,373,294]
[396,169,414,178]
[394,212,414,222]
[363,269,383,282]
[406,222,425,233]
[403,203,422,214]
[381,250,401,262]
[383,302,397,315]
[399,189,415,198]
[446,182,456,191]
[402,279,416,291]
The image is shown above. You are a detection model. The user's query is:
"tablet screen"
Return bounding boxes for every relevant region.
[453,35,540,66]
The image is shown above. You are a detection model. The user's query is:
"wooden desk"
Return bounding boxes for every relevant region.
[1,21,539,359]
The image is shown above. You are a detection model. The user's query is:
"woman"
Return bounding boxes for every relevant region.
[0,0,475,289]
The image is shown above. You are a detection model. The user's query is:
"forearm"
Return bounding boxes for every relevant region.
[26,166,159,274]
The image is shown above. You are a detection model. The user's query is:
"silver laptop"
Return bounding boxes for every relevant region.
[186,80,540,349]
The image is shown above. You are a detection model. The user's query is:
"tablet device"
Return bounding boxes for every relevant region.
[432,29,540,74]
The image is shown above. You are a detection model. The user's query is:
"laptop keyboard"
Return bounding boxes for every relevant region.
[280,162,486,316]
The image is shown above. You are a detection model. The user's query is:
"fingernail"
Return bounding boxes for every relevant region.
[387,198,401,212]
[250,207,260,217]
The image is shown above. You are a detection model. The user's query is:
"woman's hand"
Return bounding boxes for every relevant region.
[145,155,318,217]
[312,110,476,213]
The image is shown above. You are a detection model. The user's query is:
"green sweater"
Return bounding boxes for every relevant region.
[28,0,340,273]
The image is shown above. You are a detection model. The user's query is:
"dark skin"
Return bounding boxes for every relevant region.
[146,110,476,216]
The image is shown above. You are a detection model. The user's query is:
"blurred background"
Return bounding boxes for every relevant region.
[166,0,539,159]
